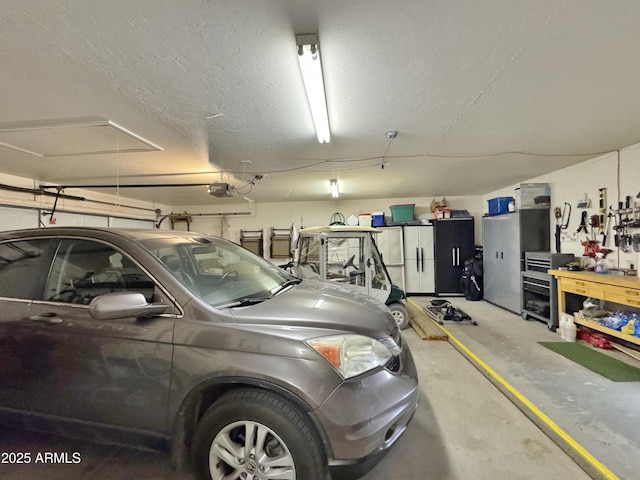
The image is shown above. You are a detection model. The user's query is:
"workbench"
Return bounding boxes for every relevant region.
[549,269,640,346]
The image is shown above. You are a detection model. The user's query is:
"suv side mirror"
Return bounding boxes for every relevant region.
[89,292,169,320]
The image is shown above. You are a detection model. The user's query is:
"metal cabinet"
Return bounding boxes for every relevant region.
[482,210,549,314]
[403,225,435,294]
[432,218,475,296]
[521,252,574,330]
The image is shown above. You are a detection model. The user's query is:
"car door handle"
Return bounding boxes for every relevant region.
[28,314,63,324]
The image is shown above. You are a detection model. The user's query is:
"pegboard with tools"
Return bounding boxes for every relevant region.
[569,188,640,259]
[610,193,640,253]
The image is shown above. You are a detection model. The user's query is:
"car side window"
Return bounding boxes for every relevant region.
[0,239,56,300]
[46,239,155,305]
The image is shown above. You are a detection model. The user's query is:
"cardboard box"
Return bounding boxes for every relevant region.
[433,207,451,219]
[515,183,550,209]
[430,197,447,212]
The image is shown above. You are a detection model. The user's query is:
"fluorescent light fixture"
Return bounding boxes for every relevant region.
[296,34,330,144]
[330,179,339,198]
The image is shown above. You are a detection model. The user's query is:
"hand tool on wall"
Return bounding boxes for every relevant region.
[554,207,562,253]
[598,188,606,234]
[611,206,620,247]
[602,211,613,247]
[561,202,571,229]
[553,202,571,253]
[577,193,591,208]
[577,210,589,235]
[589,215,600,241]
[620,197,632,253]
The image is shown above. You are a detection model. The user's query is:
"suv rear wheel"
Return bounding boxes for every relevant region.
[193,389,329,480]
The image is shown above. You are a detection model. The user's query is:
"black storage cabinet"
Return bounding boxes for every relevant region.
[432,218,475,296]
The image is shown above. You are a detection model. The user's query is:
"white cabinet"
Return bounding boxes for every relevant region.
[403,225,435,294]
[375,226,405,291]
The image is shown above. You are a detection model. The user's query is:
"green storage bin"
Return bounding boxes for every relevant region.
[390,204,415,222]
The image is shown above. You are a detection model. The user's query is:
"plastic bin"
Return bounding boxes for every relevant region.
[487,197,513,216]
[358,213,372,227]
[390,204,415,222]
[371,212,384,227]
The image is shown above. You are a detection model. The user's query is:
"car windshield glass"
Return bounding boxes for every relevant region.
[138,234,295,307]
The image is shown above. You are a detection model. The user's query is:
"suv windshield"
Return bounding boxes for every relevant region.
[139,235,296,307]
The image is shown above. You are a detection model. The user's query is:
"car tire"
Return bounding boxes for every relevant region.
[389,302,409,329]
[193,388,329,480]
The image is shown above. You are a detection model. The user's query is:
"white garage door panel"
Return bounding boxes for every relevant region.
[0,206,38,230]
[49,212,108,227]
[109,217,154,228]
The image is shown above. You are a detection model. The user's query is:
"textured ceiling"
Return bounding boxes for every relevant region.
[1,0,639,206]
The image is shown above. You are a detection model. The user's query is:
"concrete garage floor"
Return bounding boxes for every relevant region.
[404,296,639,480]
[1,297,632,480]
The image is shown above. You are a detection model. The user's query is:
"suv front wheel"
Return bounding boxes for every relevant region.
[193,389,329,480]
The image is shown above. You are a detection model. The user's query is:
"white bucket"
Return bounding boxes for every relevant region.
[559,314,568,339]
[358,213,372,227]
[565,317,577,342]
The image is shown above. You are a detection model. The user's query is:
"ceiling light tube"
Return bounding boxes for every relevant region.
[296,34,331,144]
[330,179,339,198]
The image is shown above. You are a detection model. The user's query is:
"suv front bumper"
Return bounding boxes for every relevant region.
[314,341,419,464]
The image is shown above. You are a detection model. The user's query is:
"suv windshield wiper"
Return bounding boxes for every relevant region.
[219,297,270,308]
[271,278,302,296]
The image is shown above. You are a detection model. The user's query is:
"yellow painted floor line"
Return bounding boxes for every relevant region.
[407,298,619,480]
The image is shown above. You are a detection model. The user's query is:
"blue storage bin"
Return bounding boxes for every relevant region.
[372,212,384,227]
[487,197,513,216]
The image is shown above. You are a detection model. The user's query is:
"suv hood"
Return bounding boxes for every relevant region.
[228,280,395,338]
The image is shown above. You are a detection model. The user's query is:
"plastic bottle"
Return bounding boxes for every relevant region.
[565,316,577,342]
[594,253,608,274]
[559,314,568,339]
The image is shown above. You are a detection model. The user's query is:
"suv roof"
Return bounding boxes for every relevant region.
[0,226,199,242]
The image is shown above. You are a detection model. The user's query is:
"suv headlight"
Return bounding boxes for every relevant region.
[306,334,392,379]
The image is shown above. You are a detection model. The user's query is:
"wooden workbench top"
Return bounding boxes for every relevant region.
[549,269,640,289]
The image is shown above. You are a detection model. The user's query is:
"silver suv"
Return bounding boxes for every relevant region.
[0,227,419,480]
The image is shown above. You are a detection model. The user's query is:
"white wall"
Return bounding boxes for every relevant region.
[484,144,640,271]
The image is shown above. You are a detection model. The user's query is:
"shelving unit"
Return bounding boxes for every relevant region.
[549,269,640,346]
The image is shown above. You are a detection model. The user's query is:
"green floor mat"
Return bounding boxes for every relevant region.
[539,341,640,382]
